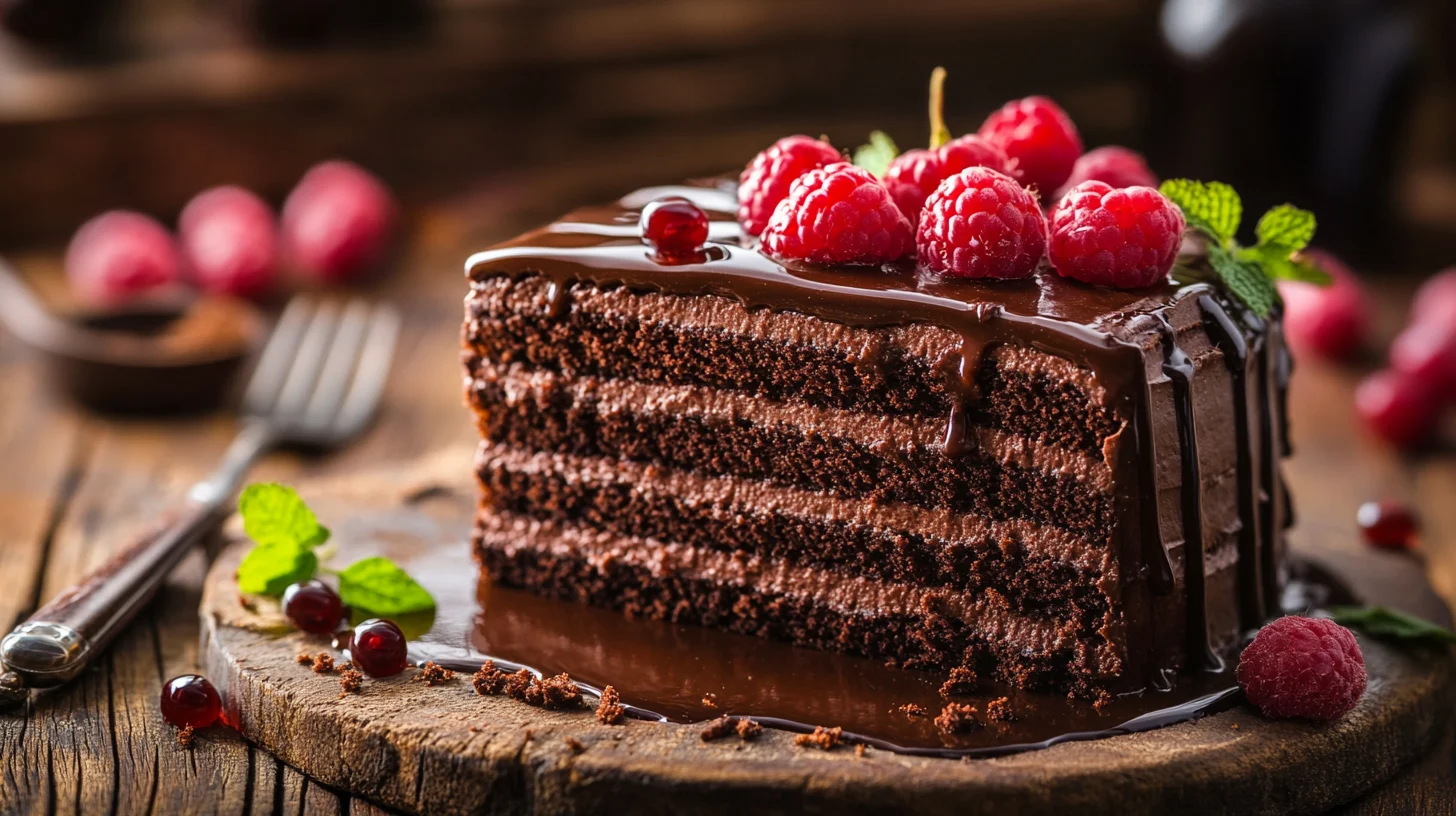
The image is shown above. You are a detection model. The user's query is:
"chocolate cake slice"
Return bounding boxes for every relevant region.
[461,180,1291,696]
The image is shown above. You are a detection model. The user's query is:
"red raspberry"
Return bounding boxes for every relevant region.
[917,167,1047,279]
[1047,181,1183,289]
[1278,249,1370,363]
[1390,321,1456,403]
[1059,146,1158,195]
[978,96,1083,195]
[179,185,279,299]
[737,136,841,237]
[760,163,913,265]
[1355,368,1442,449]
[1411,267,1456,327]
[282,160,397,283]
[1237,616,1365,721]
[884,135,1012,225]
[65,210,186,307]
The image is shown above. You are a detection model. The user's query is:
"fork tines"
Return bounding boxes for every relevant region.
[243,297,400,443]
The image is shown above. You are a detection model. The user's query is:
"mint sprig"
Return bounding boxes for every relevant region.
[1328,606,1456,646]
[852,131,899,179]
[1159,179,1325,317]
[234,483,435,620]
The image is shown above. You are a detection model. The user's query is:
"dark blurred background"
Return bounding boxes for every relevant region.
[0,0,1453,269]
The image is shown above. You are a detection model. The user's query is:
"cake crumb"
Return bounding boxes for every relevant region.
[793,726,842,750]
[538,673,583,710]
[939,667,978,699]
[700,716,737,742]
[897,703,928,719]
[176,725,195,749]
[1231,723,1240,731]
[238,594,258,612]
[484,667,583,710]
[735,718,762,741]
[564,737,585,754]
[338,668,363,698]
[595,685,625,725]
[935,703,982,734]
[473,660,509,695]
[311,653,334,674]
[296,653,314,666]
[986,697,1015,723]
[854,743,867,758]
[1091,690,1113,712]
[413,661,455,686]
[335,660,354,675]
[701,692,719,709]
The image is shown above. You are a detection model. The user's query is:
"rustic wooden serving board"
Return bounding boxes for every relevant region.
[199,449,1456,816]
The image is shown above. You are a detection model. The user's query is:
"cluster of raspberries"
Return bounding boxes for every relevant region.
[737,97,1183,290]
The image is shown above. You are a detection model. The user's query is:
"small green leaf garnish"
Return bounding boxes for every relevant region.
[1328,606,1456,645]
[337,556,437,618]
[852,130,900,179]
[1160,179,1326,317]
[237,541,319,596]
[1254,203,1316,252]
[239,483,330,550]
[1207,245,1277,319]
[1160,179,1242,245]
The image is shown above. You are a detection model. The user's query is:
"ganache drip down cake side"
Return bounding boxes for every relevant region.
[460,174,1294,698]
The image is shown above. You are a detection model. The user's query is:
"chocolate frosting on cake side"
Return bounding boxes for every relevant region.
[463,179,1292,694]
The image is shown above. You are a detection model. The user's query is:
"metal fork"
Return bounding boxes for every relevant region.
[0,297,399,698]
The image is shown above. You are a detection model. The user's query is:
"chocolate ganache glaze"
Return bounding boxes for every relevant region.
[465,178,1294,687]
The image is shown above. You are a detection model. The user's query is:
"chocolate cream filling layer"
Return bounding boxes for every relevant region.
[473,510,1120,678]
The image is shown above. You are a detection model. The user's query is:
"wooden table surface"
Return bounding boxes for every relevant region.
[0,190,1454,815]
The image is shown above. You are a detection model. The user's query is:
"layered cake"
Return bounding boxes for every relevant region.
[462,95,1299,697]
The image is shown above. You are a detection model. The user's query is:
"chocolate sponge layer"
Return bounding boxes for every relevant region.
[464,276,1121,452]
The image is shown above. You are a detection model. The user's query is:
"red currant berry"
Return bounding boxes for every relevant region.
[349,619,409,677]
[282,579,345,634]
[1354,368,1441,449]
[160,674,222,729]
[1357,500,1420,550]
[640,198,709,259]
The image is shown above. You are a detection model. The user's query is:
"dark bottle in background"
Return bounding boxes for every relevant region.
[1151,0,1419,265]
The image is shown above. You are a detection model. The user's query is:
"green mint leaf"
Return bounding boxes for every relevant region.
[239,483,330,550]
[237,541,318,596]
[852,130,900,179]
[1254,204,1316,253]
[1328,606,1456,645]
[1160,179,1242,245]
[1208,244,1277,317]
[337,556,436,618]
